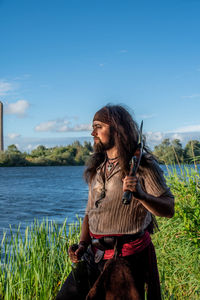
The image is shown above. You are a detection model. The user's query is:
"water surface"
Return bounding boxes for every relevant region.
[0,166,88,240]
[0,164,198,241]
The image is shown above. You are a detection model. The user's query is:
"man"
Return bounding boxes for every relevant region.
[56,105,174,300]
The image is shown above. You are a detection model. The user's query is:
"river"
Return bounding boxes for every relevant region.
[0,164,198,241]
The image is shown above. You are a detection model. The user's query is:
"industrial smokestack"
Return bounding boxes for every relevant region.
[0,101,3,151]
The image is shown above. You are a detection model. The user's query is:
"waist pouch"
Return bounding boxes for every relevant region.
[91,231,144,251]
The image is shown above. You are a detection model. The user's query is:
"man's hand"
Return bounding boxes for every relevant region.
[123,175,174,217]
[123,176,146,200]
[68,242,88,263]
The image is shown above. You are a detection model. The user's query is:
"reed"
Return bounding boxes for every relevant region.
[152,216,200,299]
[152,165,200,299]
[0,218,82,299]
[0,168,199,299]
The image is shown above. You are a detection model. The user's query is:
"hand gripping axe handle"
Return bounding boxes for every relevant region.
[122,121,144,205]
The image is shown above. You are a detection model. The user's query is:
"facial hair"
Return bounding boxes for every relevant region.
[93,133,115,153]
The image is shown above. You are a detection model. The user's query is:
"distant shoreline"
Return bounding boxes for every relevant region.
[1,138,200,166]
[0,163,85,167]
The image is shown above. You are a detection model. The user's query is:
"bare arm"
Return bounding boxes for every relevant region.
[79,214,91,244]
[123,176,174,218]
[68,214,91,263]
[135,192,174,218]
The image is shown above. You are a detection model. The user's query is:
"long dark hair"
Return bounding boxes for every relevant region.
[84,104,153,183]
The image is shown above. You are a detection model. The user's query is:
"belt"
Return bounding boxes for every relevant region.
[91,231,145,251]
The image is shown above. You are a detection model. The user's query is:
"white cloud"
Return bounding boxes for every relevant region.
[40,84,49,88]
[7,133,21,139]
[145,131,164,142]
[27,144,34,151]
[13,74,31,81]
[172,124,200,133]
[139,114,156,119]
[57,125,69,132]
[144,129,200,150]
[119,49,128,53]
[15,144,20,149]
[5,100,30,116]
[73,124,92,131]
[4,129,200,153]
[182,94,200,99]
[0,80,13,96]
[35,121,58,132]
[35,119,92,133]
[171,133,183,141]
[99,63,104,67]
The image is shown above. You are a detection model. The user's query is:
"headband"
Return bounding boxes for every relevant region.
[93,107,111,125]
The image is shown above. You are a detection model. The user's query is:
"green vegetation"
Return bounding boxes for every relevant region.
[0,218,82,300]
[0,167,199,299]
[1,138,200,167]
[0,141,93,167]
[153,138,200,165]
[166,167,200,247]
[152,166,200,299]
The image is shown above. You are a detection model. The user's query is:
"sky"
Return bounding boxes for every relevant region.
[0,0,200,152]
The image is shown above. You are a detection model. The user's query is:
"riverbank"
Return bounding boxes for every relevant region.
[1,138,200,167]
[0,142,92,167]
[0,167,199,299]
[0,218,199,299]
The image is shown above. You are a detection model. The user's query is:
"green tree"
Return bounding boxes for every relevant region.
[75,147,89,165]
[7,144,21,154]
[184,140,200,164]
[0,144,28,166]
[83,141,93,152]
[30,145,47,157]
[72,140,81,148]
[171,139,184,164]
[154,139,173,164]
[153,139,184,164]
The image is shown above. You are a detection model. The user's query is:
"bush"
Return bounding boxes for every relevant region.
[166,166,200,247]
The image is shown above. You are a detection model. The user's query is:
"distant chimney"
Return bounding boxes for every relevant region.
[0,101,3,151]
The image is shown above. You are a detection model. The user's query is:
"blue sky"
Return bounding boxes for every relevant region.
[0,0,200,151]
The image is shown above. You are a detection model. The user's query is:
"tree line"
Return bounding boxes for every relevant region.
[0,141,93,167]
[153,139,200,165]
[0,138,200,167]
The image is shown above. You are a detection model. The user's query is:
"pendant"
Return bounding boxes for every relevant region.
[100,189,106,198]
[95,188,106,208]
[107,162,114,172]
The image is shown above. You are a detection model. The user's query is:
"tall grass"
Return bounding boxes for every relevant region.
[165,165,200,247]
[0,167,199,299]
[152,216,199,299]
[152,165,200,299]
[0,218,82,299]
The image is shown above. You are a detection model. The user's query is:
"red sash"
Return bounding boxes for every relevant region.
[90,231,151,260]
